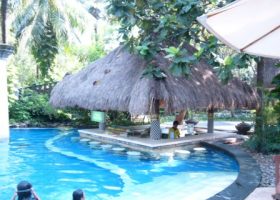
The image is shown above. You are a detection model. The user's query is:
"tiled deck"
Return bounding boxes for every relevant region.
[79,129,236,152]
[245,187,275,200]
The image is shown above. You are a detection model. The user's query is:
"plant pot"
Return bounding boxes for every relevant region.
[235,122,251,135]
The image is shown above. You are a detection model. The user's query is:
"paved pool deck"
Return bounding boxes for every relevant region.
[196,121,253,132]
[78,121,249,151]
[245,187,275,200]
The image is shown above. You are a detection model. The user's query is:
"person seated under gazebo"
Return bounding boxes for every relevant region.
[168,121,180,139]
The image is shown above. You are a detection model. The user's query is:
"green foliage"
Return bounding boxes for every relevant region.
[214,53,255,84]
[9,90,70,123]
[11,0,99,79]
[107,111,132,126]
[9,89,94,127]
[245,124,280,154]
[63,43,106,64]
[165,46,196,77]
[142,65,166,79]
[50,43,106,81]
[107,0,236,79]
[245,105,280,154]
[31,20,58,78]
[270,63,280,122]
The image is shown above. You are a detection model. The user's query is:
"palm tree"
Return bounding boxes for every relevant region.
[1,0,7,43]
[12,0,98,78]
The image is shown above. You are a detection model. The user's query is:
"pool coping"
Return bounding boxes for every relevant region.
[202,141,262,200]
[78,129,236,152]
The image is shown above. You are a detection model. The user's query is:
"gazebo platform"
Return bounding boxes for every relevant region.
[78,129,237,152]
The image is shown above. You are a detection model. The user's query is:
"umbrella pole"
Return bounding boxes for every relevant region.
[150,99,161,140]
[207,108,214,133]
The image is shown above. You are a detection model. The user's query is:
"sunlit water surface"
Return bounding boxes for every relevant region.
[0,129,238,200]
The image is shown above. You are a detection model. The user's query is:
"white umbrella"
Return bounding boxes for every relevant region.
[197,0,280,59]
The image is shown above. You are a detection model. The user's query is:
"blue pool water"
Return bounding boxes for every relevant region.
[0,129,238,200]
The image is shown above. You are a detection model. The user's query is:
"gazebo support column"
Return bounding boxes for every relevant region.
[207,108,214,133]
[150,99,161,140]
[0,44,13,141]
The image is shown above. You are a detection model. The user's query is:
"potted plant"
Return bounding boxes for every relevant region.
[235,121,252,135]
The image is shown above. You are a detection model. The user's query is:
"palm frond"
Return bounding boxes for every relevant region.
[12,0,38,38]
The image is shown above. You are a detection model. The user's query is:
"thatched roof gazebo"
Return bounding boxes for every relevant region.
[50,46,258,138]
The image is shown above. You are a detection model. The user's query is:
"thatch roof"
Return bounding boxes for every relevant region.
[50,46,258,115]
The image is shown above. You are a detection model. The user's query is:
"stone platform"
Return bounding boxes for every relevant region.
[79,129,236,152]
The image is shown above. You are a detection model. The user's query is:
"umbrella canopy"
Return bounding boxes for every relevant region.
[50,46,258,115]
[197,0,280,59]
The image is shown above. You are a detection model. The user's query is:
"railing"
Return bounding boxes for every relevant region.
[18,82,57,99]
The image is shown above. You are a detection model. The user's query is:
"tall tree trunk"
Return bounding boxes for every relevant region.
[175,110,188,124]
[94,24,98,43]
[255,58,265,150]
[1,0,7,43]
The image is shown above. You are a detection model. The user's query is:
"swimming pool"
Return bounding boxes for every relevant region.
[0,129,238,200]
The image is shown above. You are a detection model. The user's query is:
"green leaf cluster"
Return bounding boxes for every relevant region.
[142,64,167,80]
[165,46,195,77]
[215,53,255,84]
[107,0,236,78]
[11,0,99,79]
[31,20,58,78]
[9,90,69,123]
[9,89,94,126]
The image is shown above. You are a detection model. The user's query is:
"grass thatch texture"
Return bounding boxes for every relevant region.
[50,46,258,114]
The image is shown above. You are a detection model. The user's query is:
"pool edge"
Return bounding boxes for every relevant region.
[202,141,261,200]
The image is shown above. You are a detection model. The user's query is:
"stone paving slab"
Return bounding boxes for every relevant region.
[245,187,275,200]
[196,121,253,132]
[79,129,236,151]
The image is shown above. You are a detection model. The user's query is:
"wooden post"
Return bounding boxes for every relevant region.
[0,44,13,141]
[207,108,214,133]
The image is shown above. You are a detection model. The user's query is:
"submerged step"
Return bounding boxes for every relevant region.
[89,141,101,146]
[101,144,113,149]
[175,150,191,155]
[160,152,174,157]
[127,151,141,156]
[112,147,126,152]
[80,138,91,143]
[193,147,206,151]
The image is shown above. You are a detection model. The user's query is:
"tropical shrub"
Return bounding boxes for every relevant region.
[9,90,70,123]
[245,124,280,154]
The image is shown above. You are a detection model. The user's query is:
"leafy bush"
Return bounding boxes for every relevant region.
[9,90,70,123]
[245,124,280,154]
[244,105,280,154]
[9,90,94,127]
[107,111,148,126]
